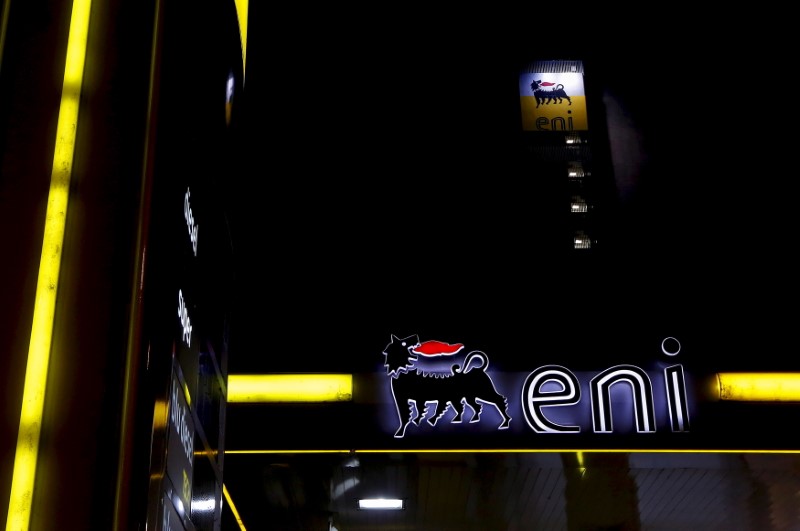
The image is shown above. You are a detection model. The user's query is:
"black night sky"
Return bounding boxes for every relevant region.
[222,9,796,376]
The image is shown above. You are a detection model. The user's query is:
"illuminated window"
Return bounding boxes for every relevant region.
[567,162,584,179]
[574,231,592,249]
[570,196,588,213]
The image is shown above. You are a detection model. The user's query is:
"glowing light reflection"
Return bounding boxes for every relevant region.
[227,374,352,403]
[6,0,92,528]
[717,373,800,402]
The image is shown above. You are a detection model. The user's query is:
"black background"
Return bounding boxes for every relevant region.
[222,8,797,376]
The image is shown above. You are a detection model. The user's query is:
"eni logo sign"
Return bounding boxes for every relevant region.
[382,334,690,439]
[383,334,512,438]
[519,72,589,132]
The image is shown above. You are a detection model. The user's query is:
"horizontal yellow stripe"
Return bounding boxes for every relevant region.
[227,372,800,404]
[225,448,800,455]
[227,374,352,403]
[716,373,800,401]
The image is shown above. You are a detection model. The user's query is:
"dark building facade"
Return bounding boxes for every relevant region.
[1,0,243,529]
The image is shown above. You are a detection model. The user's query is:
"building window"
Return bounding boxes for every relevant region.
[574,231,592,249]
[571,196,588,213]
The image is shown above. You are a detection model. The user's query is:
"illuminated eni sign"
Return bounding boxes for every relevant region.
[381,334,690,439]
[519,71,589,132]
[522,361,689,434]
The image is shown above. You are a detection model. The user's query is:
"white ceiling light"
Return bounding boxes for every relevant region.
[358,498,404,510]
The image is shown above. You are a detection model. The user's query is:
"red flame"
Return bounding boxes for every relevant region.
[412,340,465,356]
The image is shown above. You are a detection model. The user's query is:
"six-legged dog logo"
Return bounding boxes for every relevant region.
[382,333,512,438]
[530,79,572,108]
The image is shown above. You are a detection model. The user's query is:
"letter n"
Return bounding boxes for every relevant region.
[590,365,656,433]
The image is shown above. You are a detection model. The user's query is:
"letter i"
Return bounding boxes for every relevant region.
[665,365,690,432]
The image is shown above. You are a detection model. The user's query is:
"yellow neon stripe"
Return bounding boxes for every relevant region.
[222,484,247,531]
[716,373,800,401]
[226,372,800,404]
[227,374,353,403]
[225,448,800,455]
[233,0,247,78]
[5,0,92,529]
[227,449,354,455]
[575,451,587,477]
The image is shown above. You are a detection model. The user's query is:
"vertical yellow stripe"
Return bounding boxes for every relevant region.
[5,0,92,528]
[233,0,247,79]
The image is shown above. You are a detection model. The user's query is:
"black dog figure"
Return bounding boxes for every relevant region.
[530,79,572,108]
[382,333,512,438]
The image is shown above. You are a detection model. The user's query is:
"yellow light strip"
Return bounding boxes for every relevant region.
[576,450,586,477]
[227,374,353,403]
[5,0,92,528]
[222,484,247,531]
[228,372,800,404]
[226,448,800,455]
[233,0,247,79]
[227,449,354,455]
[716,373,800,401]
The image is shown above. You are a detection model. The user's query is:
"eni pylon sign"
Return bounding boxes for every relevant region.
[519,60,589,132]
